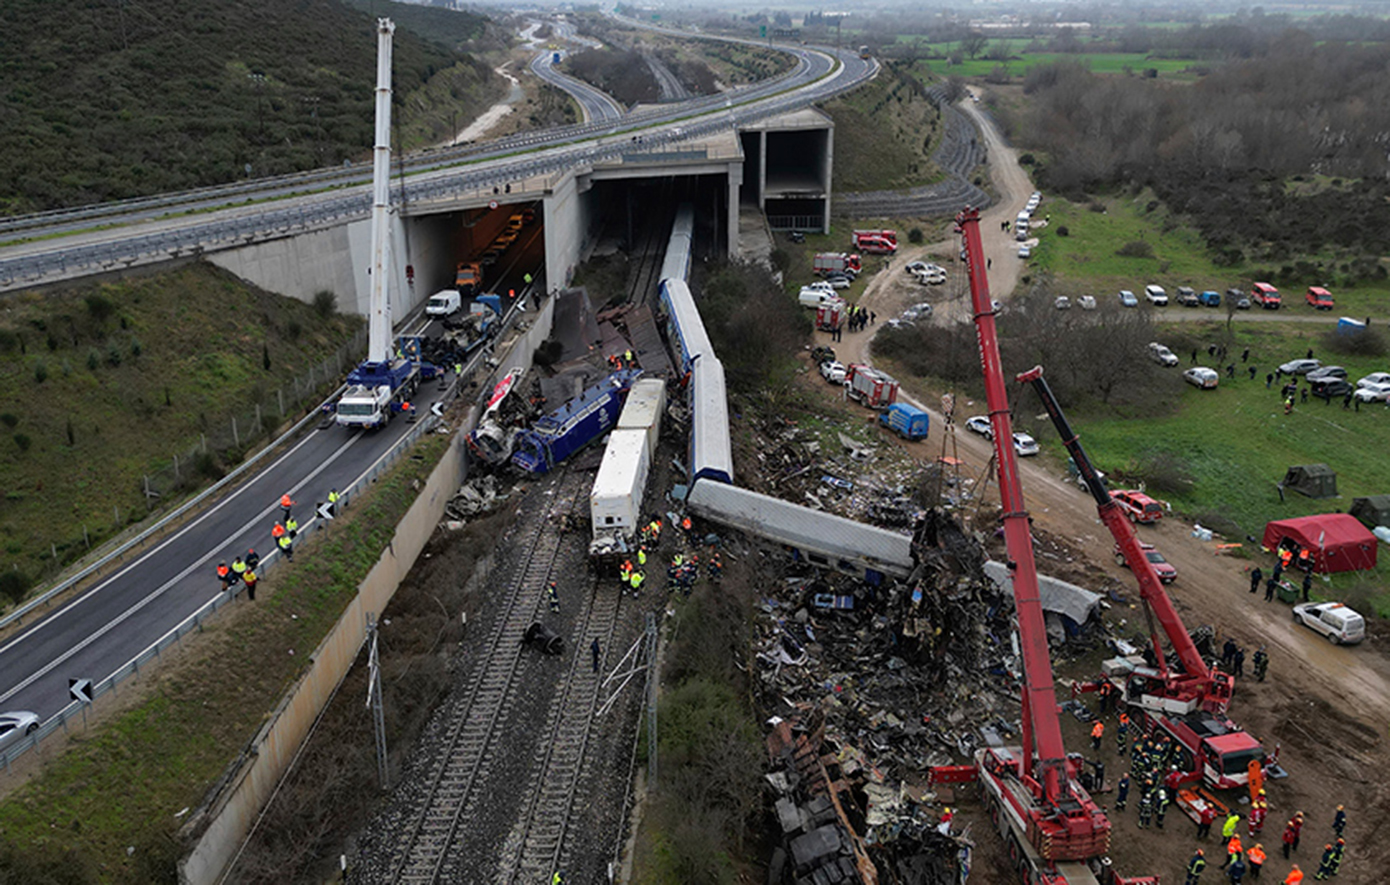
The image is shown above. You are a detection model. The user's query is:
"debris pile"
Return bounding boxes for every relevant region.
[746,418,942,531]
[444,476,512,524]
[755,511,1019,883]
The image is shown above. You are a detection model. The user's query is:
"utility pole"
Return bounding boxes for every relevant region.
[366,613,388,787]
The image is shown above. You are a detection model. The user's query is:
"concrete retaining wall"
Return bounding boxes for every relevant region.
[178,434,464,885]
[178,288,560,885]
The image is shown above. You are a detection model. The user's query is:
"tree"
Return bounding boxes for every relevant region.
[961,32,988,60]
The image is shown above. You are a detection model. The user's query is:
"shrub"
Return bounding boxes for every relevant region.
[287,320,303,341]
[87,349,100,370]
[312,290,337,319]
[1135,450,1195,495]
[1116,240,1155,259]
[1088,201,1107,213]
[33,361,47,383]
[0,413,15,428]
[1019,153,1036,166]
[1057,226,1069,237]
[13,433,32,453]
[84,293,116,323]
[1323,328,1386,357]
[106,342,123,366]
[130,338,143,357]
[46,333,57,351]
[0,570,30,604]
[908,228,924,244]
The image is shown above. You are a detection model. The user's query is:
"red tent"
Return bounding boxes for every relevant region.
[1262,514,1378,574]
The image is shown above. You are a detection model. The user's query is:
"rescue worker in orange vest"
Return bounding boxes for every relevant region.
[681,516,693,542]
[1090,720,1104,751]
[1297,548,1311,571]
[1117,712,1130,755]
[280,493,294,520]
[216,560,232,591]
[272,522,286,540]
[1247,843,1266,880]
[1222,834,1243,870]
[1283,864,1303,885]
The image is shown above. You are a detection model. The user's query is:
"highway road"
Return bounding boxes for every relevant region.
[0,29,870,290]
[529,50,626,123]
[0,23,871,723]
[0,228,544,724]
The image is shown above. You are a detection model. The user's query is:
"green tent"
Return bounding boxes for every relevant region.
[1281,464,1337,499]
[1350,495,1390,529]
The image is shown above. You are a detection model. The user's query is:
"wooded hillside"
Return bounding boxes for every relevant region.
[0,0,500,214]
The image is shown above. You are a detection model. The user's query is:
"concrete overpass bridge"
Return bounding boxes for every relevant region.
[0,36,872,322]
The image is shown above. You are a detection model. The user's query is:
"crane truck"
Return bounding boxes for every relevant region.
[954,207,1154,885]
[1018,366,1268,792]
[333,19,432,432]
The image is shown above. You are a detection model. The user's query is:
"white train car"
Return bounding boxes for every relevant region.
[689,355,733,485]
[659,278,714,375]
[590,429,652,545]
[658,204,694,285]
[617,377,666,456]
[687,480,913,585]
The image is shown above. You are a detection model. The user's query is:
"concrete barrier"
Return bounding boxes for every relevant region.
[177,288,563,885]
[178,432,465,884]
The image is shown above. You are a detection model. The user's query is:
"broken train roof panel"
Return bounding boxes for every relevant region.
[687,480,913,577]
[982,560,1101,626]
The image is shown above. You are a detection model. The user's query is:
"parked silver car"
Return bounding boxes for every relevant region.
[0,711,40,755]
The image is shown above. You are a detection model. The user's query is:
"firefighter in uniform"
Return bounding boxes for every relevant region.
[1185,849,1207,885]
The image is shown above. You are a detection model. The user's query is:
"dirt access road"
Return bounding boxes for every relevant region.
[817,91,1390,882]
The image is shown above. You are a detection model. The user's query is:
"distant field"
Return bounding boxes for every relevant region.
[1026,195,1390,318]
[895,44,1201,79]
[1008,193,1390,612]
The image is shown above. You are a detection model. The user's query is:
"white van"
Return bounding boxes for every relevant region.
[1293,602,1366,645]
[799,287,836,309]
[426,289,462,316]
[1015,213,1030,241]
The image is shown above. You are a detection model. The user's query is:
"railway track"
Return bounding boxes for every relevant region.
[628,206,673,307]
[386,469,586,885]
[495,578,623,883]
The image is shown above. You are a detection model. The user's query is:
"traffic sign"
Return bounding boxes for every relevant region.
[489,200,499,209]
[69,678,92,704]
[317,502,335,521]
[430,402,444,417]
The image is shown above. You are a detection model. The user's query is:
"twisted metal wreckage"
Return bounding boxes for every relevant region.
[758,510,1098,885]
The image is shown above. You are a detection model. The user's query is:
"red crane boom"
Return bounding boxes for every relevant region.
[1017,366,1234,714]
[957,208,1112,872]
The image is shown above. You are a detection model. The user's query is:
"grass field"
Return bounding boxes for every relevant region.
[0,264,362,597]
[1007,194,1390,613]
[898,45,1201,79]
[821,69,947,194]
[1027,194,1390,318]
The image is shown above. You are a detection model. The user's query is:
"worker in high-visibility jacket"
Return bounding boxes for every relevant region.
[277,533,294,562]
[280,493,294,519]
[629,571,644,596]
[216,561,232,591]
[1283,864,1303,885]
[327,488,341,516]
[230,557,247,583]
[1090,720,1104,751]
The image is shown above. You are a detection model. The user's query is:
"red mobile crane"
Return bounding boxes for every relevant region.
[955,209,1150,885]
[1017,365,1268,792]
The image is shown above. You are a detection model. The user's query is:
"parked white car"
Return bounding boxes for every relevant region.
[1012,433,1040,456]
[1182,367,1219,389]
[1355,372,1390,389]
[1353,381,1390,403]
[1144,285,1168,306]
[1077,295,1097,310]
[965,416,993,438]
[820,360,847,384]
[1055,296,1072,310]
[1148,342,1179,367]
[1018,245,1032,259]
[1293,601,1365,644]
